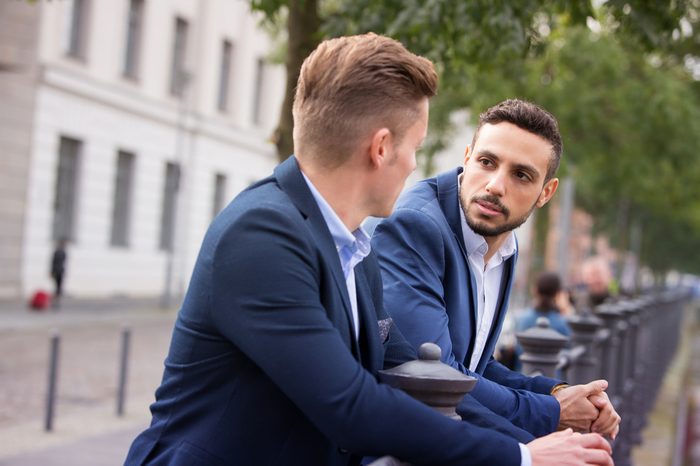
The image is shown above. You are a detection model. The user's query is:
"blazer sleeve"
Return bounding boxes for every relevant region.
[373,207,560,436]
[210,206,523,466]
[484,357,562,394]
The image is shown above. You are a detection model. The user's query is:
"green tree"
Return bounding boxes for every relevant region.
[252,0,700,279]
[252,0,696,163]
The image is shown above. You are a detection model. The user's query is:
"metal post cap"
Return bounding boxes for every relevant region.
[378,342,477,419]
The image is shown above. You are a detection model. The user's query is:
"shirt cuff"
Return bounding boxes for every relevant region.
[519,443,532,466]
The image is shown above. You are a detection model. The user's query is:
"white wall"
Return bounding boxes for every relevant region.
[21,0,283,297]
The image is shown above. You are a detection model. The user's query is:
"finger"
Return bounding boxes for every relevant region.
[579,433,613,454]
[582,379,608,396]
[582,447,614,466]
[588,394,609,409]
[595,413,621,436]
[611,423,620,440]
[593,419,618,437]
[581,398,602,419]
[592,405,621,434]
[591,413,612,434]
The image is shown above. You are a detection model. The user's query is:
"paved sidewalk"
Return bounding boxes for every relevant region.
[0,297,177,464]
[0,424,146,466]
[0,296,174,331]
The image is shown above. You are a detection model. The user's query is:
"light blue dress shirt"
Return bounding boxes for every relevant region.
[302,173,371,340]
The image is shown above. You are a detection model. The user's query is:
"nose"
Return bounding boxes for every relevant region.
[485,170,506,197]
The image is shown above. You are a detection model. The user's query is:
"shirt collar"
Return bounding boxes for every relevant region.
[302,172,371,276]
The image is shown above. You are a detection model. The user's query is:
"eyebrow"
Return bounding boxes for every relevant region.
[476,149,541,179]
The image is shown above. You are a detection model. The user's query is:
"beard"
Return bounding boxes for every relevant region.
[459,193,536,237]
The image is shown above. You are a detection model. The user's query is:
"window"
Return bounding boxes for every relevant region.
[159,162,180,251]
[217,40,233,111]
[67,0,90,59]
[169,17,189,97]
[110,151,135,247]
[251,57,265,125]
[53,137,82,242]
[123,0,144,79]
[212,173,227,219]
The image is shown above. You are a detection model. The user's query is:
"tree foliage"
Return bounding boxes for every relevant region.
[251,0,700,275]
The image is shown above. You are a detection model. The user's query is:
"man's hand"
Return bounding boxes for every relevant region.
[589,391,621,439]
[555,380,608,432]
[527,429,613,465]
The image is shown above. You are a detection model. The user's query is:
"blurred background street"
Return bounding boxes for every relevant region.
[0,299,175,465]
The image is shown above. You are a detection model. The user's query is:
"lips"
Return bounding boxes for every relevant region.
[471,196,508,217]
[476,200,502,214]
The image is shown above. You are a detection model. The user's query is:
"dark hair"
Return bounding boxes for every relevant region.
[471,99,562,180]
[534,271,562,312]
[293,33,438,168]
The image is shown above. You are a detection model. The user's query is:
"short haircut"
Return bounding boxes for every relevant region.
[471,99,562,180]
[534,271,563,312]
[293,33,438,168]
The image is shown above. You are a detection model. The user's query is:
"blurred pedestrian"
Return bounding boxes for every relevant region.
[516,271,573,338]
[50,238,68,308]
[580,256,614,307]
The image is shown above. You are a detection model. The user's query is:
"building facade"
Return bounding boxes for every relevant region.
[0,0,285,300]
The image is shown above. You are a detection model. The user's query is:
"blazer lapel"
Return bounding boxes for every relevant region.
[436,167,478,364]
[274,157,358,354]
[354,266,383,372]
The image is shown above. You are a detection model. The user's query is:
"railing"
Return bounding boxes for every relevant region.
[516,290,691,466]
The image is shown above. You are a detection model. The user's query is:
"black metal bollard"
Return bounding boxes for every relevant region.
[44,330,60,432]
[596,304,623,405]
[516,317,569,378]
[610,301,634,466]
[629,296,652,445]
[635,294,657,437]
[116,325,131,416]
[565,310,603,385]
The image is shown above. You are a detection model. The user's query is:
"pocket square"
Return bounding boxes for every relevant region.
[378,317,393,343]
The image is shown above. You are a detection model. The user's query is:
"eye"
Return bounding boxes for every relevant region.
[478,158,494,167]
[515,170,532,182]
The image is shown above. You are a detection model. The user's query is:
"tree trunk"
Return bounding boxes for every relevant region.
[274,0,320,162]
[529,202,551,288]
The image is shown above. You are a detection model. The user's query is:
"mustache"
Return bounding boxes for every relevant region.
[471,195,509,216]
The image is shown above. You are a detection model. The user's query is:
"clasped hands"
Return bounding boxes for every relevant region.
[554,379,621,439]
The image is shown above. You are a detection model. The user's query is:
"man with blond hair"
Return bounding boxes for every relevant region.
[125,35,612,466]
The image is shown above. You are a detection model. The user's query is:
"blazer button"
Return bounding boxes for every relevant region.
[338,447,349,454]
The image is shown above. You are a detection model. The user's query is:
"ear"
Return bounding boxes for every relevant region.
[463,145,471,166]
[536,177,559,208]
[368,128,392,168]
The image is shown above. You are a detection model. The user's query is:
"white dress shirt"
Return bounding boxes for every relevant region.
[459,207,517,371]
[459,182,529,466]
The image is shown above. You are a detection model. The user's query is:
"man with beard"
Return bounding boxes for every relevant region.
[372,99,621,439]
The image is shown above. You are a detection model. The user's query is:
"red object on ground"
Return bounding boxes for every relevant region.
[29,290,51,310]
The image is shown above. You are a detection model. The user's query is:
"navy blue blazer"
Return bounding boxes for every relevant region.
[372,167,562,437]
[124,157,528,466]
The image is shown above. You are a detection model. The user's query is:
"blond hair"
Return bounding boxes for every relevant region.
[293,33,438,168]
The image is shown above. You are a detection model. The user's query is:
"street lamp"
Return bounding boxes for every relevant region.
[160,69,192,309]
